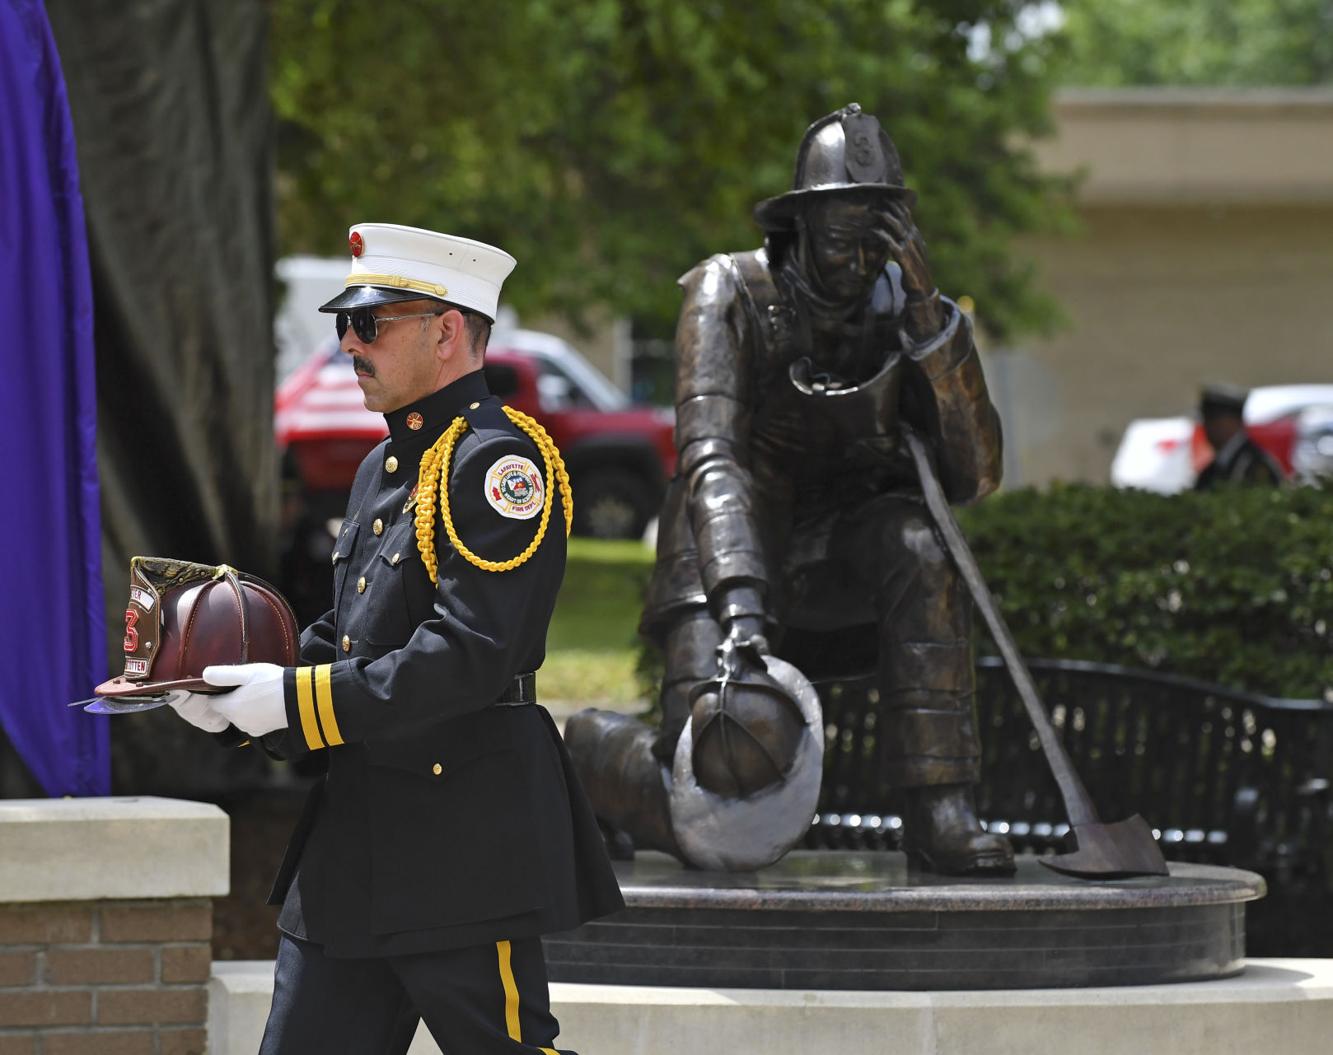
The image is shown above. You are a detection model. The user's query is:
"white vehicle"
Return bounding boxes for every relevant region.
[1293,405,1333,481]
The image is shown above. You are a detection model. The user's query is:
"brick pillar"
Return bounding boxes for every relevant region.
[0,798,227,1054]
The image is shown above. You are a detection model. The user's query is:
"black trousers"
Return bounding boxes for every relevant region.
[259,933,573,1054]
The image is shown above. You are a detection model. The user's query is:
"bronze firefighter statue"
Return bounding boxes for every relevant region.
[566,104,1015,875]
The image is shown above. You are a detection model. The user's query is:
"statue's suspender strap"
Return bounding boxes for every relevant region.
[724,250,786,348]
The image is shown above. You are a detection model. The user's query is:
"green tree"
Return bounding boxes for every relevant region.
[271,0,1071,339]
[1059,0,1333,86]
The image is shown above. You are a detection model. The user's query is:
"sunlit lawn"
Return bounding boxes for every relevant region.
[542,537,655,709]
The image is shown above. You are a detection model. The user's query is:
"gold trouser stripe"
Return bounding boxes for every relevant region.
[314,664,343,746]
[295,668,323,751]
[497,940,559,1053]
[345,272,448,299]
[497,940,522,1041]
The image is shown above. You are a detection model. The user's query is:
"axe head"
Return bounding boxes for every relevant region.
[1040,814,1170,879]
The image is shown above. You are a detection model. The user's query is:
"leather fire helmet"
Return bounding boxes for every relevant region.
[95,557,298,698]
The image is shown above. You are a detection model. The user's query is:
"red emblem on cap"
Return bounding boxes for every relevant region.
[406,412,424,431]
[349,231,364,257]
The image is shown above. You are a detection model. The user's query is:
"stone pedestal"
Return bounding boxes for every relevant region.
[0,796,228,1054]
[545,851,1265,989]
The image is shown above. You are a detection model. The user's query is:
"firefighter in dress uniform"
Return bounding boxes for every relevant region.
[167,224,622,1054]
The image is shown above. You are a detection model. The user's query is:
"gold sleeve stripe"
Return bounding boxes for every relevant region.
[295,667,324,751]
[497,941,522,1042]
[314,664,343,747]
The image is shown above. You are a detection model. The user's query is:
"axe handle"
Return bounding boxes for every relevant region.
[903,429,1099,828]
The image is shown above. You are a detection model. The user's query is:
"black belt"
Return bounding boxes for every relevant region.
[494,672,537,707]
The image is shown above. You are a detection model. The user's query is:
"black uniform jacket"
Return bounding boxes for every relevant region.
[1195,431,1284,490]
[267,369,623,957]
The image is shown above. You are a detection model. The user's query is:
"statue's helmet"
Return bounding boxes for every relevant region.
[753,103,915,232]
[687,658,810,798]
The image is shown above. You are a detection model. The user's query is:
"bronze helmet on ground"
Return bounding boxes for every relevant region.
[687,648,810,798]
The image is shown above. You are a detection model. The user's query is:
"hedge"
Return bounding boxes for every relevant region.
[959,482,1333,701]
[634,483,1332,704]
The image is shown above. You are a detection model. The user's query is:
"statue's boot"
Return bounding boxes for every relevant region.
[901,782,1015,875]
[563,708,683,858]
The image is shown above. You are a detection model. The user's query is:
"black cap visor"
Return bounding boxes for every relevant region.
[318,284,444,313]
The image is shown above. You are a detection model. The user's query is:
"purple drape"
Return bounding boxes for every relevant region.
[0,0,107,795]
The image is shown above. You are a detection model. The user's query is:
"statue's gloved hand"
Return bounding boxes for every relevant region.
[682,616,770,740]
[203,663,289,737]
[165,690,231,734]
[718,616,769,677]
[882,199,943,342]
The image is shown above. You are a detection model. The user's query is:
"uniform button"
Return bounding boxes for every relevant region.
[373,518,384,536]
[469,401,480,410]
[431,763,443,776]
[391,553,401,565]
[357,576,366,593]
[341,635,351,652]
[385,455,399,473]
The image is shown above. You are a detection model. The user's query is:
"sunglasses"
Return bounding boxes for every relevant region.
[335,306,445,344]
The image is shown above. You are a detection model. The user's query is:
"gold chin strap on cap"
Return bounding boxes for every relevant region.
[345,273,449,300]
[413,406,573,579]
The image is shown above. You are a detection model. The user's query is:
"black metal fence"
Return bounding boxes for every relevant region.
[806,657,1333,953]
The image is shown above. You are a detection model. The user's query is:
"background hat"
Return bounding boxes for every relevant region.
[754,103,916,231]
[1200,383,1249,417]
[319,223,517,322]
[94,557,298,698]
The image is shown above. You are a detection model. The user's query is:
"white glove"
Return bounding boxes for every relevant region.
[165,690,231,734]
[202,662,289,737]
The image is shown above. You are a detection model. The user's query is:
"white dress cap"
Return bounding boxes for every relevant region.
[339,223,517,321]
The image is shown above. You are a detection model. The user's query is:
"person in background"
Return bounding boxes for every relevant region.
[1195,384,1284,490]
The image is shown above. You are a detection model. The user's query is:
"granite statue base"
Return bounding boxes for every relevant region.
[544,851,1265,990]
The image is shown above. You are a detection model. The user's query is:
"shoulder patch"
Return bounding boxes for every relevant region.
[484,454,544,520]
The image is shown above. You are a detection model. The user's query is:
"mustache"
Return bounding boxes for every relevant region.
[352,355,375,377]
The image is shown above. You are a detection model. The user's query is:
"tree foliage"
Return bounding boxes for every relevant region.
[1059,0,1333,87]
[270,0,1071,338]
